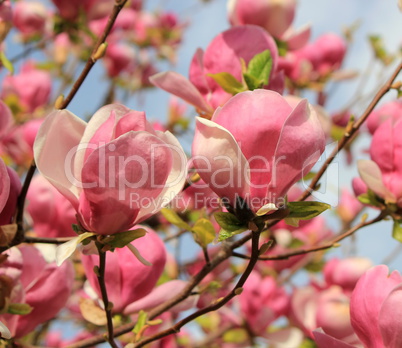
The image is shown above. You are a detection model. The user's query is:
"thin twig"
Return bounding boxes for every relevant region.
[95,243,118,348]
[133,231,261,348]
[298,59,402,202]
[24,236,73,244]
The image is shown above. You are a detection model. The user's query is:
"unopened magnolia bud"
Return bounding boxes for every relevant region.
[54,94,64,109]
[234,287,244,295]
[92,42,108,62]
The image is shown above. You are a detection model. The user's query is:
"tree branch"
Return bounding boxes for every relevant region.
[298,59,402,201]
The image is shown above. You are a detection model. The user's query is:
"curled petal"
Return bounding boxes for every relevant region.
[150,71,213,114]
[357,159,396,202]
[379,283,402,348]
[192,117,250,206]
[34,109,86,209]
[56,232,96,266]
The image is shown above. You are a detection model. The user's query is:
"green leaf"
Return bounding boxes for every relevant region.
[287,201,331,220]
[214,212,245,232]
[8,303,33,315]
[0,52,14,74]
[191,218,216,247]
[217,227,248,242]
[246,49,272,86]
[223,328,248,343]
[301,171,317,182]
[108,228,147,249]
[207,72,245,95]
[160,208,191,230]
[243,72,263,91]
[357,190,381,207]
[393,220,402,243]
[133,310,148,335]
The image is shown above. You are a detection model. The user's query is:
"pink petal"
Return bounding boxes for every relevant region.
[192,117,250,207]
[150,71,213,114]
[357,159,396,202]
[74,103,132,183]
[135,130,187,222]
[0,159,11,214]
[82,229,166,313]
[282,23,312,51]
[313,329,357,348]
[350,265,402,348]
[123,280,194,315]
[379,283,402,348]
[271,98,325,199]
[34,109,86,209]
[213,90,293,203]
[79,131,173,234]
[16,261,74,338]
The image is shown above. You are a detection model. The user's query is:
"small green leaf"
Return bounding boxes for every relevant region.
[357,190,381,207]
[191,218,216,247]
[72,224,82,234]
[207,72,245,95]
[301,171,317,182]
[217,227,248,242]
[393,220,402,243]
[160,208,191,230]
[8,303,33,315]
[223,328,248,343]
[246,49,272,86]
[133,310,148,335]
[108,228,147,249]
[0,52,14,74]
[214,212,245,232]
[287,201,331,220]
[243,72,263,90]
[288,238,304,249]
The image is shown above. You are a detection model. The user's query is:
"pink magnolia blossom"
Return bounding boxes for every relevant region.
[81,228,166,313]
[26,175,76,238]
[366,98,402,135]
[103,42,136,77]
[51,0,82,20]
[323,257,372,294]
[337,188,363,223]
[150,25,280,116]
[0,158,21,225]
[0,246,74,338]
[227,0,310,50]
[314,265,402,348]
[124,280,196,315]
[280,33,346,82]
[0,0,12,42]
[240,271,289,335]
[34,103,187,235]
[291,285,359,344]
[13,2,48,39]
[1,61,51,113]
[356,118,402,206]
[228,0,296,38]
[260,216,333,272]
[192,90,325,213]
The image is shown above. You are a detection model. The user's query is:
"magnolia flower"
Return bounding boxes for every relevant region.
[151,25,280,116]
[357,118,402,206]
[34,103,187,235]
[192,89,325,214]
[0,246,74,338]
[314,265,402,348]
[81,228,166,313]
[0,158,21,225]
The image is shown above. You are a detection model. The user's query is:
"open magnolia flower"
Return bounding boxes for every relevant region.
[192,89,325,214]
[356,118,402,206]
[34,103,187,236]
